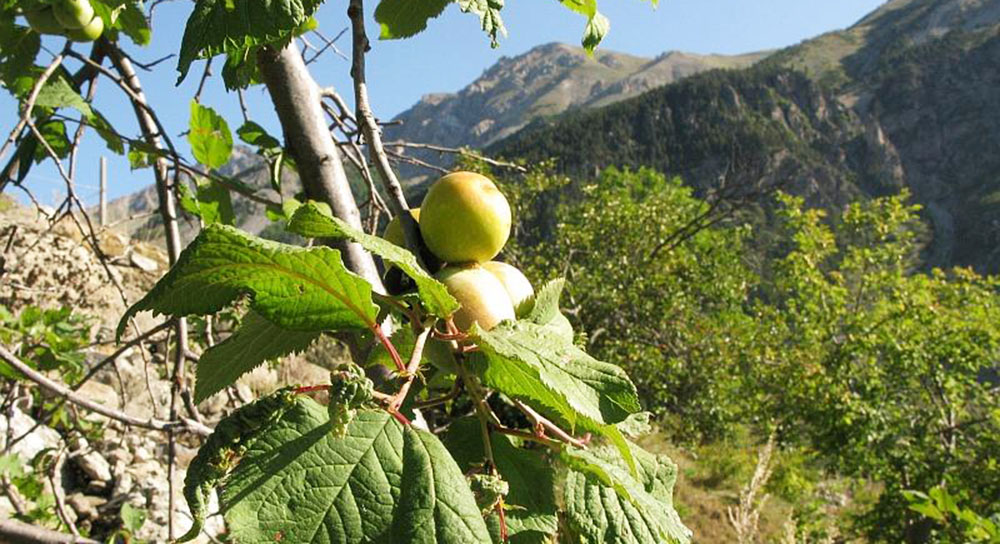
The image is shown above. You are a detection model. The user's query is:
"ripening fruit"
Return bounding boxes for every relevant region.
[420,172,511,264]
[482,261,534,317]
[436,264,515,331]
[24,7,65,35]
[66,15,103,42]
[382,208,421,248]
[52,0,94,29]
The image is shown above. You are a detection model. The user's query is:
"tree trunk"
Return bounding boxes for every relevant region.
[257,43,383,291]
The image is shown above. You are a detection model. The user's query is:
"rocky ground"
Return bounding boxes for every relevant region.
[0,195,329,542]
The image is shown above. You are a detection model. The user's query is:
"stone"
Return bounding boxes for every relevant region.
[0,409,61,462]
[67,493,106,520]
[129,252,159,272]
[73,450,113,484]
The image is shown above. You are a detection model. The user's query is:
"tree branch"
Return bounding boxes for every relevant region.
[0,519,98,544]
[0,345,212,437]
[257,42,384,290]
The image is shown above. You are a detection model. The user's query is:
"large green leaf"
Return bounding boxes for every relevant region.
[561,444,691,544]
[117,224,379,339]
[375,0,451,39]
[188,100,233,169]
[288,202,460,318]
[524,278,574,342]
[0,22,40,96]
[194,311,319,403]
[468,319,640,437]
[176,0,324,84]
[219,398,492,543]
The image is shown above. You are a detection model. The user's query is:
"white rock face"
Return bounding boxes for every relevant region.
[0,408,61,462]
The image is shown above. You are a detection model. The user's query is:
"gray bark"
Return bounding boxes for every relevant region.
[258,43,384,290]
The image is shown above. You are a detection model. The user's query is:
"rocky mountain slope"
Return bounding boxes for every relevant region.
[383,43,766,173]
[492,0,1000,272]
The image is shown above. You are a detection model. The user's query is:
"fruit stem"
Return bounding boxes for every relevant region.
[371,322,406,374]
[293,385,330,395]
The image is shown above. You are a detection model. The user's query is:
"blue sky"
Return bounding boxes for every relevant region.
[4,0,885,206]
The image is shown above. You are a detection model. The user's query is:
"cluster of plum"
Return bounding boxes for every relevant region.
[22,0,104,42]
[382,172,533,331]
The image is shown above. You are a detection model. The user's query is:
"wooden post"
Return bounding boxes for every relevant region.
[99,156,107,227]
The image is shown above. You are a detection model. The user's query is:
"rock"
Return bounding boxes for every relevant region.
[73,450,113,485]
[129,252,159,272]
[75,381,119,409]
[97,230,128,257]
[0,408,61,462]
[67,493,106,520]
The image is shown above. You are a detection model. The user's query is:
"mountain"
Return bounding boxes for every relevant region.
[383,43,766,173]
[491,0,1000,272]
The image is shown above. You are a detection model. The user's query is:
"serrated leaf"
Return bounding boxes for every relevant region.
[117,224,379,340]
[375,0,451,39]
[32,120,69,161]
[458,0,505,46]
[176,0,323,84]
[288,202,459,318]
[195,311,319,403]
[237,120,281,150]
[525,278,574,342]
[554,0,608,53]
[0,22,40,96]
[34,71,93,118]
[219,399,492,543]
[561,443,691,544]
[178,177,235,226]
[189,100,233,169]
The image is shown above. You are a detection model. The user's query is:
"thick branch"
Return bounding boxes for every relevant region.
[257,43,383,290]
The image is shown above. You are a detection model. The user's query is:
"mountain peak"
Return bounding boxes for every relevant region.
[386,43,765,176]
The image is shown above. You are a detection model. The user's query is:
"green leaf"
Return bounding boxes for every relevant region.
[0,22,40,96]
[525,278,574,342]
[375,0,451,39]
[32,120,69,161]
[218,398,492,543]
[176,0,323,84]
[444,418,559,543]
[237,120,281,151]
[34,71,93,118]
[561,444,691,544]
[288,202,460,318]
[194,311,319,403]
[467,319,641,469]
[554,0,608,53]
[458,0,505,47]
[188,101,233,169]
[178,177,236,226]
[117,224,379,340]
[119,502,147,534]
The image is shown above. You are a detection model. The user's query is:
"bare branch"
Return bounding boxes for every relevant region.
[0,345,212,436]
[0,519,99,544]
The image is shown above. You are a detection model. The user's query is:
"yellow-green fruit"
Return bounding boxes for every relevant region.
[24,7,65,35]
[382,208,421,248]
[52,0,94,29]
[419,172,511,264]
[66,15,103,41]
[436,265,515,331]
[482,261,534,317]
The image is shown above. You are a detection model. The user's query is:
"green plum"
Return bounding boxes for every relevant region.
[52,0,94,29]
[482,261,534,317]
[382,208,421,248]
[419,171,511,264]
[66,15,103,42]
[436,264,515,331]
